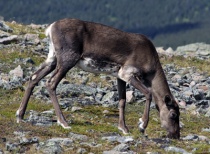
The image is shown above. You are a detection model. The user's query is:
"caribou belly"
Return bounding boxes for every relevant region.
[77,57,120,77]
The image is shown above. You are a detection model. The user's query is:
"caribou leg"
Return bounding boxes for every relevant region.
[117,78,129,134]
[46,52,80,129]
[16,61,56,122]
[130,76,152,133]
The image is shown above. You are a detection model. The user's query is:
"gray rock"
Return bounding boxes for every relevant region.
[103,149,136,154]
[15,57,35,65]
[0,35,18,44]
[164,146,191,154]
[102,135,134,144]
[56,83,96,97]
[0,30,10,38]
[24,33,40,45]
[38,140,63,154]
[103,143,137,154]
[71,106,83,112]
[0,72,23,90]
[126,91,135,103]
[76,148,87,154]
[68,132,88,141]
[102,91,116,102]
[113,143,130,152]
[0,149,3,154]
[202,127,210,132]
[95,92,104,103]
[9,65,23,78]
[6,142,19,152]
[182,134,198,141]
[204,108,210,117]
[101,91,118,107]
[26,110,53,127]
[19,137,39,145]
[198,135,209,141]
[0,21,13,32]
[193,89,203,100]
[46,138,73,147]
[205,91,210,100]
[176,43,210,59]
[80,142,102,148]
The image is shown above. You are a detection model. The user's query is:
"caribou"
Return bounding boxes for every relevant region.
[16,18,180,139]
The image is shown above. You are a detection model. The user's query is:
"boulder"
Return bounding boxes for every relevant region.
[9,65,23,78]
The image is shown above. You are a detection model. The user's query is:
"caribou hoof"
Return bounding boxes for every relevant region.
[16,110,22,123]
[138,118,145,133]
[57,120,71,129]
[118,126,129,135]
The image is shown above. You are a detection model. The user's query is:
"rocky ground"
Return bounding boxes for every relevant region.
[0,20,210,153]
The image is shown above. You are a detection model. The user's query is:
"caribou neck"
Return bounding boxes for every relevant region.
[152,64,173,107]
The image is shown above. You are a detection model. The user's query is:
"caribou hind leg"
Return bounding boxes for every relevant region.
[117,78,129,134]
[46,51,80,129]
[16,61,56,122]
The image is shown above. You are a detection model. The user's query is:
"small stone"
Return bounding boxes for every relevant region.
[95,93,104,102]
[9,65,23,78]
[172,74,182,81]
[24,33,40,45]
[192,74,204,82]
[197,85,209,91]
[71,106,82,112]
[198,135,209,141]
[6,142,19,152]
[0,21,13,32]
[178,101,186,107]
[193,89,203,100]
[205,91,210,100]
[77,148,87,154]
[47,138,73,147]
[126,91,135,103]
[102,135,134,144]
[103,110,109,114]
[205,108,210,117]
[38,140,63,154]
[183,90,193,97]
[102,91,117,102]
[182,134,198,141]
[0,149,4,154]
[202,127,210,132]
[113,143,130,152]
[164,146,191,154]
[0,35,18,44]
[165,47,174,53]
[190,81,196,87]
[68,133,88,141]
[0,138,6,143]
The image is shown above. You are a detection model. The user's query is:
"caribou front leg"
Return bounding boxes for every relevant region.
[130,76,152,134]
[118,66,152,134]
[117,78,129,134]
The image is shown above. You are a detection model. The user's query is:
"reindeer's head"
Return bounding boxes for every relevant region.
[158,95,180,139]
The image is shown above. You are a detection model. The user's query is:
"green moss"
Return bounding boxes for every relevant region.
[39,33,46,39]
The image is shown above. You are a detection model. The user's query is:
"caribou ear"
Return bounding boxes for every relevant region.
[164,95,172,106]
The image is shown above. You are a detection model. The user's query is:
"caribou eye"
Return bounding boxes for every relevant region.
[170,112,177,119]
